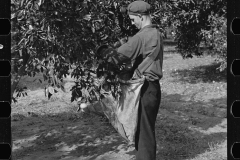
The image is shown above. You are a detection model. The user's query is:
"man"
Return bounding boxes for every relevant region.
[103,1,163,159]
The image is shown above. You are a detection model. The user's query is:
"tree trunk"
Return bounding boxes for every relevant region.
[11,65,26,100]
[11,50,33,101]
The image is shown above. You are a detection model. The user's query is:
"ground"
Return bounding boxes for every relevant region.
[11,45,227,160]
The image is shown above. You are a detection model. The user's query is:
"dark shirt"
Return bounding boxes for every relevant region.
[110,24,163,81]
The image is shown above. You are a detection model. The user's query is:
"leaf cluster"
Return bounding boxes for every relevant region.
[11,0,169,102]
[169,0,226,65]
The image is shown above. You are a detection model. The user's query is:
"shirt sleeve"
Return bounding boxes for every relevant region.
[108,35,142,65]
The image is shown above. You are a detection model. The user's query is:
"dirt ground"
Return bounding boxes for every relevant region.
[11,47,227,160]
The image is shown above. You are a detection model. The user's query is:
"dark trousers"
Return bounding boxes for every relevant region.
[135,80,161,160]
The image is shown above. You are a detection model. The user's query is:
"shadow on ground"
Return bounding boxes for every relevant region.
[163,39,177,46]
[18,74,74,92]
[170,62,226,84]
[12,111,135,160]
[12,91,226,160]
[156,92,227,160]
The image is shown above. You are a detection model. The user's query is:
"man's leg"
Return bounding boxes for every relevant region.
[135,80,161,160]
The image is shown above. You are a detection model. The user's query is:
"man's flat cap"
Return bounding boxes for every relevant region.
[127,1,151,15]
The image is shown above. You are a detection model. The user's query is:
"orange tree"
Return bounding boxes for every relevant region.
[169,0,227,71]
[11,0,169,103]
[11,0,226,104]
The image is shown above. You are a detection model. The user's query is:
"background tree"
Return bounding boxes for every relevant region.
[169,0,226,71]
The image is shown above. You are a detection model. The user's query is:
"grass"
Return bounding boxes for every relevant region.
[187,140,227,160]
[12,42,227,160]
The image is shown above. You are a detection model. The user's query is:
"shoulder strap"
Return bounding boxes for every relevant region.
[133,30,161,78]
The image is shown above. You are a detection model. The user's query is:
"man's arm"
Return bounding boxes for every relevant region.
[108,35,142,65]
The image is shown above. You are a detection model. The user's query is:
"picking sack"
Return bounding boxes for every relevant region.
[99,76,145,143]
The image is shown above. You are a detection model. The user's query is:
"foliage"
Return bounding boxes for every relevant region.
[169,0,227,71]
[201,13,227,71]
[11,0,227,104]
[11,0,170,103]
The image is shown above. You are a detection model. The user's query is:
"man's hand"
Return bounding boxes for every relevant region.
[119,37,128,45]
[113,37,128,48]
[113,41,121,48]
[96,45,109,60]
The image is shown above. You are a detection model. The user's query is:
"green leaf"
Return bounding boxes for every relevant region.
[25,38,30,46]
[11,13,16,19]
[34,2,39,10]
[37,0,44,6]
[60,84,65,92]
[91,27,95,33]
[12,97,17,103]
[20,0,25,7]
[43,74,47,81]
[30,35,33,42]
[18,38,25,46]
[14,65,18,73]
[48,86,54,94]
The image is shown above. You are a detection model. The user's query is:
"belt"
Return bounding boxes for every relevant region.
[147,79,159,84]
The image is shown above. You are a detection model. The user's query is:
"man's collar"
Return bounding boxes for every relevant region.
[138,24,158,33]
